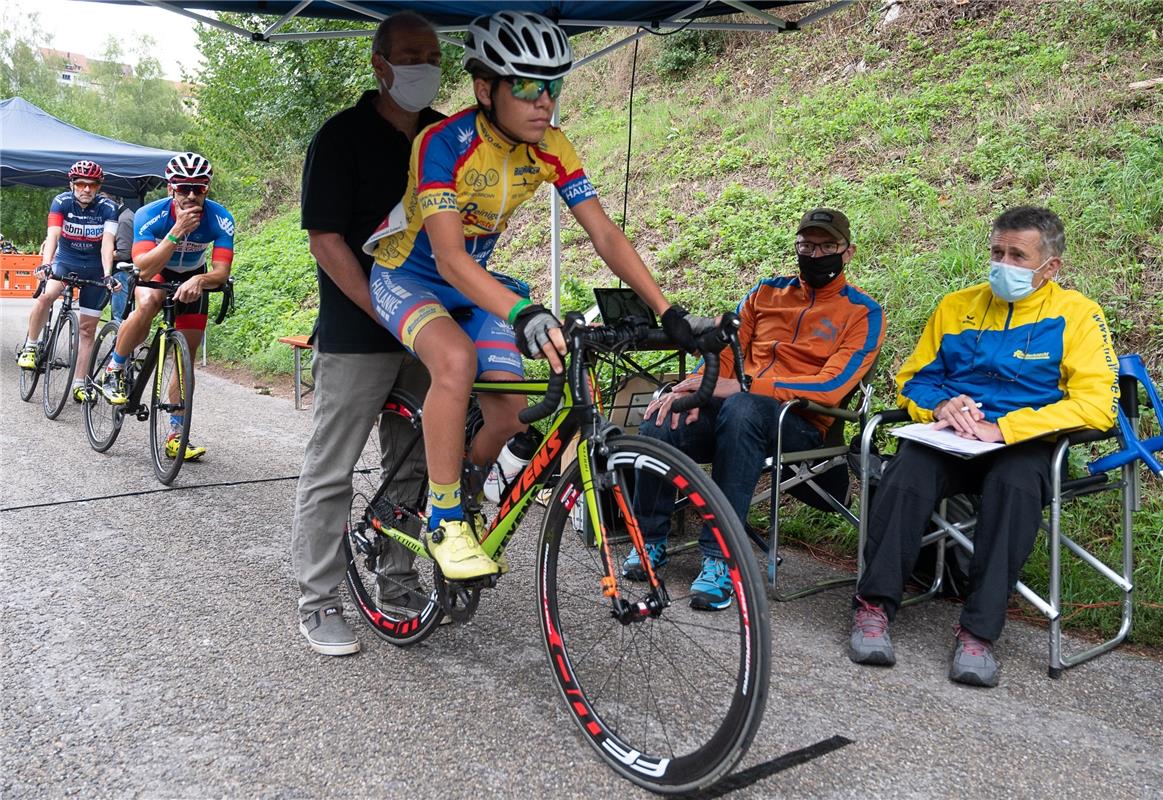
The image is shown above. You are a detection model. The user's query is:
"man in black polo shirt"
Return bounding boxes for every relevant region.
[292,11,443,656]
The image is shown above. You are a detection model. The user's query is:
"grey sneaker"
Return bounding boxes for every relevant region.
[849,596,896,666]
[299,606,359,656]
[949,624,999,687]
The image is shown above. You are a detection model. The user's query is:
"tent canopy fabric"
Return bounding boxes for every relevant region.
[91,1,823,39]
[0,97,177,199]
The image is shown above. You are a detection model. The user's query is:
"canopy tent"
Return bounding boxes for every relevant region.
[86,0,853,309]
[0,97,177,200]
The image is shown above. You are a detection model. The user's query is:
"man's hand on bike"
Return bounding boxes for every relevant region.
[661,304,718,354]
[174,275,205,304]
[105,275,122,293]
[513,303,567,373]
[34,264,52,279]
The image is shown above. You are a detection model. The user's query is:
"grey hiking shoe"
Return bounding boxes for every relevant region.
[849,596,896,666]
[949,624,999,687]
[299,606,359,656]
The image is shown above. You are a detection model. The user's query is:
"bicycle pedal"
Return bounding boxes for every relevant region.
[445,574,498,592]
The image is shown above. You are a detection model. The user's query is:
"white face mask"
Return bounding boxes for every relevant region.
[988,257,1051,302]
[385,63,441,112]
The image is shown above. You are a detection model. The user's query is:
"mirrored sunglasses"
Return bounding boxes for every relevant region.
[72,180,100,190]
[508,76,564,101]
[172,183,209,196]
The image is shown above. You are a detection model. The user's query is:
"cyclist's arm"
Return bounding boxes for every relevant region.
[570,198,669,317]
[426,211,525,320]
[101,231,115,277]
[42,227,62,267]
[133,239,176,279]
[308,231,376,319]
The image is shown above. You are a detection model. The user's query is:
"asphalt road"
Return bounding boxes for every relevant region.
[2,298,1161,799]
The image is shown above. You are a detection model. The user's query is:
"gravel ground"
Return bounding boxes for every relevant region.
[2,298,1161,799]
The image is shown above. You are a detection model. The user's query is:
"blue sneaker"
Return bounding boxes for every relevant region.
[622,541,668,581]
[690,556,733,611]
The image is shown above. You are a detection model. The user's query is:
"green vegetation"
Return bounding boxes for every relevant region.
[0,13,190,249]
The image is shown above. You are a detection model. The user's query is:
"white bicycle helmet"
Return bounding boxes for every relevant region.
[165,152,213,182]
[463,11,572,80]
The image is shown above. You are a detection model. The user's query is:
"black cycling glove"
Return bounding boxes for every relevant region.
[513,303,562,359]
[662,304,717,353]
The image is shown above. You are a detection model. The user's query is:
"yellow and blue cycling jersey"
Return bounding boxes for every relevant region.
[364,108,597,271]
[361,108,597,373]
[897,280,1120,443]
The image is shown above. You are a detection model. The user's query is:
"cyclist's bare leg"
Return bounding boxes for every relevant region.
[411,317,476,486]
[23,279,65,342]
[165,327,203,407]
[75,313,100,377]
[112,286,164,359]
[468,371,527,468]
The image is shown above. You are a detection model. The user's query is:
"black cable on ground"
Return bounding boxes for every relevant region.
[0,472,306,513]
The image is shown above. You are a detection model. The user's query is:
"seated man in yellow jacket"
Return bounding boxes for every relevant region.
[632,208,884,611]
[850,206,1120,687]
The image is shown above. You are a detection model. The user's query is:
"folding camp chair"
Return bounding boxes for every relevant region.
[749,362,877,600]
[855,353,1162,677]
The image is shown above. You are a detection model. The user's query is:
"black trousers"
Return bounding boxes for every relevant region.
[856,439,1055,641]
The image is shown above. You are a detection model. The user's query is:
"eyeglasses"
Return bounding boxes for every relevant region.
[795,240,846,256]
[172,183,209,196]
[507,76,564,101]
[72,181,100,191]
[968,295,1042,384]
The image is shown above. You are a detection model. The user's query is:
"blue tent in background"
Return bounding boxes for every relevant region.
[0,97,176,201]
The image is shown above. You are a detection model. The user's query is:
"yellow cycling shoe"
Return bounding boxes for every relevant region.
[165,435,207,461]
[72,384,86,403]
[16,346,38,370]
[426,519,500,581]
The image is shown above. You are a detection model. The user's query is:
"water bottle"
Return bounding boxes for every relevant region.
[483,429,542,503]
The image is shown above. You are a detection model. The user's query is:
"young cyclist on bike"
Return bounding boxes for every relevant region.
[100,152,235,461]
[364,11,713,582]
[18,160,120,400]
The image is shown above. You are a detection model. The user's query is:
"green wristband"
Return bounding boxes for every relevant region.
[507,298,532,325]
[165,233,180,244]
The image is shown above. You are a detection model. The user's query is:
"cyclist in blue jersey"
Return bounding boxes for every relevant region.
[363,12,714,583]
[100,152,235,461]
[18,160,120,400]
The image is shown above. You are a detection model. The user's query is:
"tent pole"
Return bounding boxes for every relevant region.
[262,0,314,37]
[550,105,561,317]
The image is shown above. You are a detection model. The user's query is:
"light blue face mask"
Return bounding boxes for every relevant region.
[988,258,1051,302]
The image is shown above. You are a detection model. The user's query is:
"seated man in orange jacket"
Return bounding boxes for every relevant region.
[630,208,885,611]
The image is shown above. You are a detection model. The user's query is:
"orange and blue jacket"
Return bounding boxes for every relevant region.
[710,274,885,435]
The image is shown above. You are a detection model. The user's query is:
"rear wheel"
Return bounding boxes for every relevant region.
[42,310,79,420]
[18,324,49,402]
[83,321,125,452]
[149,330,193,485]
[344,389,445,646]
[537,434,770,795]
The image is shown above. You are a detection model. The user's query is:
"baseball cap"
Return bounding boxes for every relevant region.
[797,208,851,244]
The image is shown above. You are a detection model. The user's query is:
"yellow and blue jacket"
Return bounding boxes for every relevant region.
[364,108,597,270]
[897,280,1120,443]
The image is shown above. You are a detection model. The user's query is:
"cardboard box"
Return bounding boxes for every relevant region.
[606,372,681,434]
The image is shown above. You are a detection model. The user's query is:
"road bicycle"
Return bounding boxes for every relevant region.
[82,269,233,485]
[16,269,113,420]
[343,312,771,794]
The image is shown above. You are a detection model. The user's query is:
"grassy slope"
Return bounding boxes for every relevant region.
[216,0,1162,643]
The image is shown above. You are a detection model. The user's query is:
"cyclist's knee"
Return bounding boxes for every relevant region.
[428,342,476,389]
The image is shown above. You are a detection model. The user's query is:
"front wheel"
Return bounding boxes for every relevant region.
[18,324,49,402]
[149,330,193,485]
[42,309,79,420]
[83,321,125,452]
[537,435,771,795]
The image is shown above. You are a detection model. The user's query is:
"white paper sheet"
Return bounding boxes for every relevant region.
[890,422,1007,458]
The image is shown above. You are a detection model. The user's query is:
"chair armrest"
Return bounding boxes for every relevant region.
[869,408,911,427]
[1062,428,1116,447]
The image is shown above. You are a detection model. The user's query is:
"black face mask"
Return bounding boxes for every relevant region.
[798,252,844,289]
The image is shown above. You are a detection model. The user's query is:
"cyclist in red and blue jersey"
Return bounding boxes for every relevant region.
[101,152,235,461]
[363,12,714,583]
[18,160,120,400]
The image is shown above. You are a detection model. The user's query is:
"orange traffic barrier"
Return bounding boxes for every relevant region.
[0,254,42,298]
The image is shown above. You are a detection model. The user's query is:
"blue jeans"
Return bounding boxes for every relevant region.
[634,391,822,558]
[110,269,133,322]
